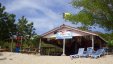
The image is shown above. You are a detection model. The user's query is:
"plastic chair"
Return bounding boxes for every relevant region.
[70,48,84,59]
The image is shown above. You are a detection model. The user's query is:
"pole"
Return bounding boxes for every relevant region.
[62,38,66,56]
[38,38,41,55]
[92,35,94,50]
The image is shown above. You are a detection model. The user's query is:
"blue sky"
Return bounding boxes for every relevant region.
[0,0,106,34]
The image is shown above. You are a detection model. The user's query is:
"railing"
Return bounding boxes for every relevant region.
[19,48,38,54]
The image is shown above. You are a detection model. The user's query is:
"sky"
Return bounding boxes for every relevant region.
[0,0,106,35]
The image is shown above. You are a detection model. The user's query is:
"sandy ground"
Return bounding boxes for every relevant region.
[0,52,113,64]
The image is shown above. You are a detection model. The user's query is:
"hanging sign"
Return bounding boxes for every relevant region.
[56,31,72,39]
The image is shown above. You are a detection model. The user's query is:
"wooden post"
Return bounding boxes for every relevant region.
[99,40,102,48]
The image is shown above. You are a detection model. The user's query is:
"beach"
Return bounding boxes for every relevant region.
[0,52,113,64]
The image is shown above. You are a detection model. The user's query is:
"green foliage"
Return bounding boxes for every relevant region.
[17,16,36,38]
[107,40,113,47]
[99,33,113,47]
[99,33,113,41]
[0,3,38,49]
[17,16,37,48]
[0,3,16,41]
[0,41,11,49]
[71,12,93,26]
[31,35,40,47]
[66,0,113,31]
[17,16,28,35]
[41,42,62,55]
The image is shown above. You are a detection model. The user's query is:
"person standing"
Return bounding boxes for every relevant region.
[15,42,21,53]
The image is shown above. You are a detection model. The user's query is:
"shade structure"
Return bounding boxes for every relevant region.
[40,24,107,55]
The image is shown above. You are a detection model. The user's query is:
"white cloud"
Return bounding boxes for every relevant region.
[6,0,63,19]
[3,0,81,34]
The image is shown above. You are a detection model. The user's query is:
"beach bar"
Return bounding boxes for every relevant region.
[39,24,106,56]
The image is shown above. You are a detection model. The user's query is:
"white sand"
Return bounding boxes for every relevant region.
[0,52,113,64]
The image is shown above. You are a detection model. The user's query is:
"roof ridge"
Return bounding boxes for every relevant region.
[41,24,98,37]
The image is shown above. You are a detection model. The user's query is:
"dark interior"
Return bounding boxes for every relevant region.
[41,36,106,56]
